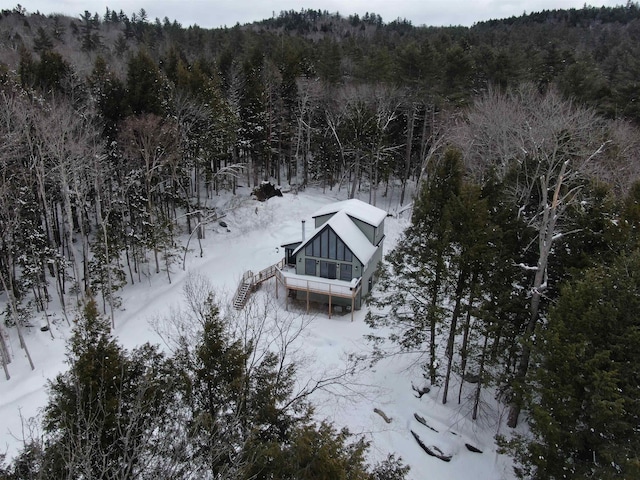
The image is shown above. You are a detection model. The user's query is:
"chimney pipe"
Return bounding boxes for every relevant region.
[301,220,306,242]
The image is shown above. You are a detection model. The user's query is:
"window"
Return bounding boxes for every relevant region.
[320,230,328,257]
[305,258,316,276]
[304,227,355,262]
[340,264,352,281]
[320,261,337,279]
[313,236,320,256]
[329,230,337,259]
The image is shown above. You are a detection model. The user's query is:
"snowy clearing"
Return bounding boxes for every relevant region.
[1,187,515,479]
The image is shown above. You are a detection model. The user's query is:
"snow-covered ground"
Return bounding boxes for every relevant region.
[0,186,515,479]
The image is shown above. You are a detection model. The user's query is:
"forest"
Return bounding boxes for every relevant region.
[0,3,640,478]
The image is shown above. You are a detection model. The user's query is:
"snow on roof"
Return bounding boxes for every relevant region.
[293,210,377,265]
[312,199,386,227]
[281,240,302,248]
[328,211,378,264]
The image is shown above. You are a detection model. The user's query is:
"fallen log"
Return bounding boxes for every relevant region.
[410,430,452,462]
[374,408,392,424]
[414,413,439,432]
[465,443,483,454]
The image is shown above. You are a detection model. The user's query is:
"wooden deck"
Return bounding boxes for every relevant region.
[275,264,362,321]
[234,258,363,321]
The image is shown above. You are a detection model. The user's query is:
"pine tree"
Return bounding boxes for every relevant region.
[238,46,268,186]
[519,251,640,479]
[185,300,249,475]
[441,182,495,404]
[126,50,164,115]
[40,299,179,479]
[79,10,101,51]
[33,27,53,52]
[42,299,129,477]
[88,56,128,139]
[173,295,408,480]
[366,148,462,385]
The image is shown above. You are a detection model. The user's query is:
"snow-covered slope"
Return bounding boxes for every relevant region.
[0,188,515,479]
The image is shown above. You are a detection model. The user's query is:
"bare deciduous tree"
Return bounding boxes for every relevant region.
[294,77,322,187]
[454,84,612,427]
[119,113,179,275]
[0,89,35,373]
[36,97,102,302]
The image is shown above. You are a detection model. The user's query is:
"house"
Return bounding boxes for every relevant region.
[276,199,386,320]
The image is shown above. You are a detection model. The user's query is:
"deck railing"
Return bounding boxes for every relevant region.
[274,264,362,320]
[275,270,360,298]
[234,258,361,320]
[233,258,286,309]
[253,258,285,285]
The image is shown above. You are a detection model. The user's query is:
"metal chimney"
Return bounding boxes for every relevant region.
[301,220,306,242]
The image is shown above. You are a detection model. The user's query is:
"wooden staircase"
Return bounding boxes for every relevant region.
[232,259,285,310]
[233,275,253,309]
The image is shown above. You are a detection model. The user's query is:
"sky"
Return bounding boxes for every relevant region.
[21,0,626,29]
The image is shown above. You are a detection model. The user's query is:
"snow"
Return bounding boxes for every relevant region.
[293,209,378,265]
[517,263,539,271]
[326,210,378,265]
[0,187,515,479]
[276,268,358,297]
[312,198,387,227]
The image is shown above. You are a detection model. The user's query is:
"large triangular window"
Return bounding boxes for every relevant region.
[305,228,353,262]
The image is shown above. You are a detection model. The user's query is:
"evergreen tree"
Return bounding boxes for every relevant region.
[238,46,268,185]
[185,300,249,475]
[518,251,640,479]
[178,297,311,477]
[257,422,370,480]
[33,50,69,93]
[42,299,128,476]
[126,50,165,115]
[175,296,408,480]
[548,180,626,298]
[441,181,496,404]
[366,148,462,385]
[88,56,128,138]
[39,299,178,479]
[33,27,53,52]
[79,10,101,51]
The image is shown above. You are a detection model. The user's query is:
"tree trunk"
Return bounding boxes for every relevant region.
[349,154,360,200]
[368,156,374,205]
[443,268,466,404]
[417,105,431,185]
[428,260,443,385]
[60,168,85,301]
[400,103,416,206]
[125,247,135,285]
[458,273,478,404]
[39,287,54,340]
[0,322,11,379]
[507,264,545,427]
[34,157,69,322]
[473,333,490,421]
[304,113,312,187]
[0,266,34,370]
[372,150,380,206]
[164,246,172,284]
[508,163,567,427]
